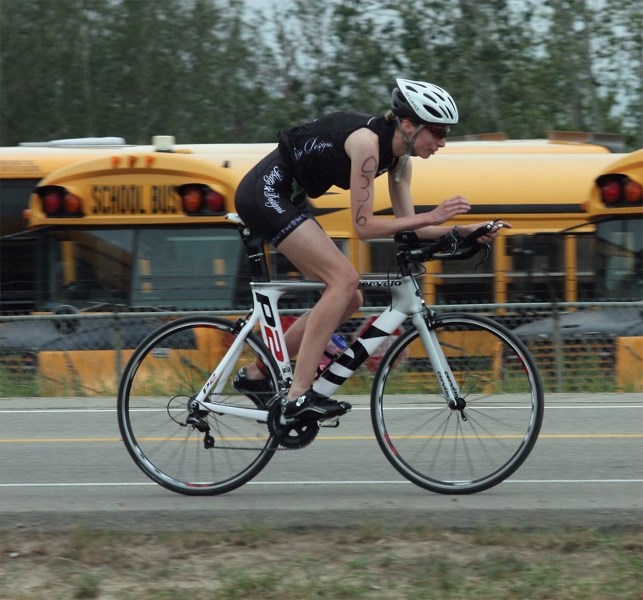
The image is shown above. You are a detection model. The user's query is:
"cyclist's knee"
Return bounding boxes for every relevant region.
[324,270,359,304]
[346,269,361,293]
[339,270,361,302]
[324,262,358,286]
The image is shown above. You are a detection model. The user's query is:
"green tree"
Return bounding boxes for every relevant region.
[92,0,192,143]
[1,0,640,148]
[0,0,95,143]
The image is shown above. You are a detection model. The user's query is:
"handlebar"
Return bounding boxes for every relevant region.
[394,220,505,267]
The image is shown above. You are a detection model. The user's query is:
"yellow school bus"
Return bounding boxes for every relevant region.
[23,149,246,312]
[324,150,628,306]
[587,148,642,389]
[18,139,626,312]
[512,148,642,390]
[589,147,643,300]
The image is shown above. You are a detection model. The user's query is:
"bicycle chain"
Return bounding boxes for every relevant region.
[198,405,320,451]
[200,437,312,452]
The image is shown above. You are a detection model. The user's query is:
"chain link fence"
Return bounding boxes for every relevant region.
[1,301,641,397]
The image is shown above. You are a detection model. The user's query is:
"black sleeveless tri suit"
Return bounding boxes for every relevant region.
[235,111,397,246]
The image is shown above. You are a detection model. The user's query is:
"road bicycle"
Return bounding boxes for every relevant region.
[117,215,544,496]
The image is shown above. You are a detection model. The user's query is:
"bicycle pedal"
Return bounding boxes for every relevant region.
[319,418,340,428]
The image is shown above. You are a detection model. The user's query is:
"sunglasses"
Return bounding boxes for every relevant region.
[424,125,450,140]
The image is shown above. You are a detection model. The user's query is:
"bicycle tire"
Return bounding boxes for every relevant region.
[371,312,544,494]
[117,315,280,496]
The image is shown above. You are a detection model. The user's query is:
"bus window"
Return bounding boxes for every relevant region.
[265,237,352,309]
[0,179,38,238]
[596,218,642,299]
[368,239,396,275]
[436,245,495,304]
[506,234,566,302]
[43,229,134,308]
[268,237,350,277]
[576,234,597,300]
[363,239,398,306]
[38,227,246,310]
[132,229,244,308]
[0,179,40,311]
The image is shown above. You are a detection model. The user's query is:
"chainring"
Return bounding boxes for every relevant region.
[268,401,319,449]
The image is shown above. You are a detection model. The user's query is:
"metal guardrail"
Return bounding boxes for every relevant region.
[1,300,641,321]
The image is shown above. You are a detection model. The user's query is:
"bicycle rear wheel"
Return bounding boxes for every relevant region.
[117,315,279,495]
[371,313,544,494]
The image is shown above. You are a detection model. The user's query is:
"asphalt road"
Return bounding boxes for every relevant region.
[1,393,641,532]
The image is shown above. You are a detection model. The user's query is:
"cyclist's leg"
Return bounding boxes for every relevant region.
[236,220,360,420]
[276,219,361,399]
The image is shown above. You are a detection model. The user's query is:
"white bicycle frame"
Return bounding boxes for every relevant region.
[192,275,463,422]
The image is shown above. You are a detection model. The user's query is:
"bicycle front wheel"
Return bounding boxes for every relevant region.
[118,315,279,495]
[371,313,544,494]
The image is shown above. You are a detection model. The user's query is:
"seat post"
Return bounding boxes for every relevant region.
[239,225,270,282]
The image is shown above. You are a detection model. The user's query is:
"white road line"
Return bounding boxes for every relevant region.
[1,479,642,488]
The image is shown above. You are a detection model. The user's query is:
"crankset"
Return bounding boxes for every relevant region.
[267,402,319,449]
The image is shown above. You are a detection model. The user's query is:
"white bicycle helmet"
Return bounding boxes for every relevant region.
[391,78,459,125]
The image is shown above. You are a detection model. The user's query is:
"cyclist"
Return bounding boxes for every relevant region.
[234,77,508,424]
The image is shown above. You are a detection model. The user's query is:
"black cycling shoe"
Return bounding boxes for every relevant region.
[281,389,351,423]
[232,367,275,408]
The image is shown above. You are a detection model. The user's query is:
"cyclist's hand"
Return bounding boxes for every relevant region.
[461,220,512,244]
[427,196,471,225]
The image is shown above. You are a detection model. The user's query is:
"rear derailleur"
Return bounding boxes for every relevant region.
[185,398,215,449]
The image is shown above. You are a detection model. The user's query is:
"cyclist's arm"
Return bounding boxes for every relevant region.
[345,129,469,241]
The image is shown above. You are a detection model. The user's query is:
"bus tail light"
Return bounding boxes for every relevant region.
[624,179,643,203]
[177,184,225,215]
[35,185,84,216]
[596,174,643,207]
[599,178,621,205]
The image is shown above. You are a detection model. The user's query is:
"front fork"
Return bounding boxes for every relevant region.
[411,310,468,418]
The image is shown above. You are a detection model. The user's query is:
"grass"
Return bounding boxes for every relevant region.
[0,524,641,599]
[0,368,39,397]
[0,354,636,398]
